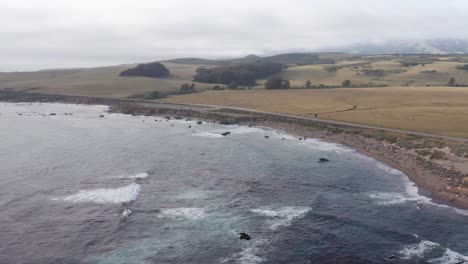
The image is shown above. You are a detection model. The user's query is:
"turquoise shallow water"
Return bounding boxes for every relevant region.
[1,102,468,264]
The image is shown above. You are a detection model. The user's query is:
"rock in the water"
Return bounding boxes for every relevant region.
[188,125,192,128]
[239,232,251,240]
[319,158,330,162]
[197,121,202,125]
[221,132,231,136]
[49,113,56,116]
[99,115,104,118]
[387,255,398,261]
[265,136,269,139]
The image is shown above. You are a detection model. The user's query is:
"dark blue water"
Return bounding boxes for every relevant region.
[1,103,467,264]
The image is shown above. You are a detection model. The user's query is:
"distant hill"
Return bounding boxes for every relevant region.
[119,62,170,78]
[332,39,468,55]
[165,53,335,66]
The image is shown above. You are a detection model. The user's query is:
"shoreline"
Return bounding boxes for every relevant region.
[251,121,468,210]
[2,90,468,210]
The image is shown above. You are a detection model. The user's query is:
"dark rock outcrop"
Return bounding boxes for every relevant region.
[221,132,231,136]
[239,232,251,240]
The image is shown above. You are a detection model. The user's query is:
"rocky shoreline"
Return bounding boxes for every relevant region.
[2,90,468,209]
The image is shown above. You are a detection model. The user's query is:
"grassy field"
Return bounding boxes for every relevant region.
[0,63,217,98]
[2,54,468,137]
[164,87,468,138]
[2,54,468,98]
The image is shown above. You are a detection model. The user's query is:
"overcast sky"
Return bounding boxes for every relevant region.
[1,0,467,71]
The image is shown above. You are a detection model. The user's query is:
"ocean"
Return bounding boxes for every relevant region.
[1,102,467,264]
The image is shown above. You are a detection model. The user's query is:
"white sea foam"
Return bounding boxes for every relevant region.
[191,131,224,138]
[61,183,141,204]
[430,248,468,263]
[376,162,404,175]
[303,138,353,153]
[157,207,205,220]
[128,172,149,179]
[399,240,468,263]
[120,208,132,219]
[399,240,439,259]
[367,192,424,205]
[250,206,311,230]
[368,168,468,216]
[221,239,270,264]
[214,126,264,135]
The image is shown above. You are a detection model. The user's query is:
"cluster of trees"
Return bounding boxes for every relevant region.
[193,62,285,86]
[264,79,354,89]
[265,77,290,89]
[119,62,170,78]
[179,83,196,94]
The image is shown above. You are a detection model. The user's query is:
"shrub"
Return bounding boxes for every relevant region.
[342,80,352,87]
[265,77,290,90]
[448,77,456,86]
[145,90,164,100]
[305,80,312,89]
[180,83,196,94]
[212,85,225,90]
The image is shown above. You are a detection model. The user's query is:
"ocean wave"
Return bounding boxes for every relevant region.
[303,138,353,153]
[250,206,311,230]
[221,238,270,264]
[430,248,468,263]
[369,172,468,216]
[399,240,439,259]
[399,240,468,263]
[376,162,404,175]
[128,172,149,179]
[191,131,224,138]
[367,192,425,205]
[61,183,141,204]
[157,207,206,220]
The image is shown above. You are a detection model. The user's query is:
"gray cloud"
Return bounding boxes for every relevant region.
[1,0,467,71]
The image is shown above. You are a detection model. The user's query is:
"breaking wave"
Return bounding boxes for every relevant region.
[157,207,206,220]
[191,131,224,138]
[250,206,311,230]
[399,240,468,263]
[61,183,141,204]
[221,239,270,264]
[128,172,149,179]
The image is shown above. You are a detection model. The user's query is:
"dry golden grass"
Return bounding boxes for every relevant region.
[268,60,468,88]
[165,87,468,138]
[0,63,216,98]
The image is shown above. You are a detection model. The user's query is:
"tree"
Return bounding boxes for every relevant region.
[342,80,352,87]
[448,77,456,86]
[282,80,290,89]
[180,83,196,94]
[305,80,312,89]
[144,90,163,100]
[119,62,170,78]
[265,77,284,89]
